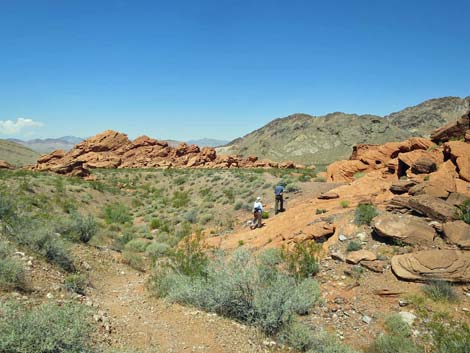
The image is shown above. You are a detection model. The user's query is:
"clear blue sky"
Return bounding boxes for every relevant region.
[1,0,469,141]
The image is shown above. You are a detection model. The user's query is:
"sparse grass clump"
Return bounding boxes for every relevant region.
[122,251,146,272]
[0,300,94,353]
[456,199,470,224]
[64,273,88,295]
[340,200,350,208]
[423,280,457,302]
[354,204,378,225]
[346,240,362,252]
[69,213,98,243]
[104,202,132,224]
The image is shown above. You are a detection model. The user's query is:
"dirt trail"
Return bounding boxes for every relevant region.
[87,251,287,353]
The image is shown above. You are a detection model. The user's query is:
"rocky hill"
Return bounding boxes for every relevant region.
[219,96,470,165]
[0,139,40,166]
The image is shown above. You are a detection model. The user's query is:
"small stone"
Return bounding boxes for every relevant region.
[339,234,348,241]
[362,315,372,324]
[356,232,367,241]
[399,300,409,307]
[46,293,54,299]
[399,311,417,326]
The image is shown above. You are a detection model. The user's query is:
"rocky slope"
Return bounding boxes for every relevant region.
[0,139,40,166]
[32,130,303,177]
[219,96,470,165]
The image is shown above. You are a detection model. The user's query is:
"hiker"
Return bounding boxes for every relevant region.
[274,183,285,214]
[251,197,263,229]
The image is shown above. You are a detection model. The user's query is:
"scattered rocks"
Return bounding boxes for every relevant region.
[391,249,470,282]
[372,213,436,246]
[362,315,372,324]
[318,191,340,199]
[411,157,437,174]
[361,260,386,273]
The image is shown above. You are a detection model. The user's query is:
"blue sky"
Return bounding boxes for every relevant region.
[0,0,469,141]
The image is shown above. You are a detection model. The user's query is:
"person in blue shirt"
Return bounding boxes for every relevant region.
[274,183,285,214]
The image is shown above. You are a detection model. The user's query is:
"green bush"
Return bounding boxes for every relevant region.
[172,191,190,208]
[151,248,320,336]
[0,242,27,291]
[340,200,350,208]
[125,238,150,253]
[346,240,362,252]
[282,242,320,281]
[234,200,243,210]
[430,318,470,353]
[70,213,98,243]
[423,280,457,302]
[262,211,270,219]
[104,203,132,224]
[64,273,88,295]
[456,199,470,224]
[0,191,17,231]
[0,300,94,353]
[354,204,378,225]
[146,242,171,260]
[122,251,146,272]
[368,315,421,353]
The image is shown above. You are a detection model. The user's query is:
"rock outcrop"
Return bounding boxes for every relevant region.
[407,195,457,222]
[443,221,470,249]
[391,250,470,282]
[33,130,302,176]
[443,141,470,182]
[431,111,470,143]
[372,213,436,246]
[0,160,14,169]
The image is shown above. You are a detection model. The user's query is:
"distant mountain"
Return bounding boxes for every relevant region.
[218,96,470,165]
[165,138,229,148]
[187,138,229,147]
[8,136,84,154]
[0,139,40,166]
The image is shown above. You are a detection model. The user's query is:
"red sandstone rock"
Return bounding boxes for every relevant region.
[431,111,470,143]
[0,160,14,169]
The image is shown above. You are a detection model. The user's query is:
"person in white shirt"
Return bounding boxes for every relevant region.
[251,197,263,229]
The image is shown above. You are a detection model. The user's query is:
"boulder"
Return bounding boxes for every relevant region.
[318,191,340,199]
[443,141,470,182]
[346,250,377,264]
[408,160,458,199]
[326,160,368,182]
[391,250,470,282]
[408,194,457,222]
[288,222,335,243]
[361,260,387,273]
[372,213,436,246]
[443,221,470,249]
[390,180,418,194]
[431,111,470,143]
[447,192,470,207]
[411,157,437,174]
[0,160,14,169]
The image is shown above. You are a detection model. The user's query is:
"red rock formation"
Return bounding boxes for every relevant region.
[33,130,301,176]
[0,160,14,169]
[431,111,470,143]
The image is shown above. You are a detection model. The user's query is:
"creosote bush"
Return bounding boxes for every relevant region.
[0,300,94,353]
[64,273,88,295]
[0,241,28,291]
[354,204,378,225]
[456,199,470,224]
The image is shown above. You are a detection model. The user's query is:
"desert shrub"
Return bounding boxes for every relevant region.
[172,191,190,208]
[353,172,365,179]
[200,213,212,225]
[184,209,198,224]
[174,176,187,185]
[0,300,94,353]
[0,191,17,231]
[430,318,470,353]
[234,200,243,210]
[340,200,350,208]
[146,242,171,260]
[223,188,235,203]
[354,204,378,225]
[104,203,132,224]
[316,208,327,215]
[346,240,362,252]
[282,242,320,281]
[298,174,311,182]
[64,273,88,295]
[151,248,321,336]
[314,176,326,182]
[122,251,146,272]
[262,211,270,219]
[0,242,27,291]
[456,199,470,224]
[368,314,421,353]
[70,213,98,243]
[423,280,457,302]
[286,183,300,192]
[125,238,150,253]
